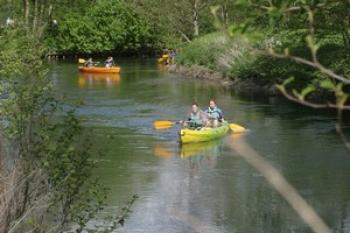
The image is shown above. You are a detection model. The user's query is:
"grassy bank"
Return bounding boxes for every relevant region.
[175,32,350,96]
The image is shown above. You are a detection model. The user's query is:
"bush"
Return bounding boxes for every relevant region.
[177,33,233,70]
[0,28,107,233]
[45,0,158,54]
[177,30,350,90]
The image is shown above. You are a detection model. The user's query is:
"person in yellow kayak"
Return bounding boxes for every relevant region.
[180,103,207,128]
[169,49,176,64]
[204,99,224,127]
[105,56,115,68]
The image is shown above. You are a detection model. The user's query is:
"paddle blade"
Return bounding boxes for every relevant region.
[154,120,175,129]
[229,123,246,133]
[78,58,86,64]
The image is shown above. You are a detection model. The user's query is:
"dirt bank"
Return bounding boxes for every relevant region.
[167,64,278,96]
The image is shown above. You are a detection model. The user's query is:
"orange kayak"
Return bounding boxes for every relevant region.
[78,66,121,74]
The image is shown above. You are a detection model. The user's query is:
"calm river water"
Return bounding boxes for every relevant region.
[50,59,350,233]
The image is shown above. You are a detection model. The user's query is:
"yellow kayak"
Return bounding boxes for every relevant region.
[179,121,230,144]
[157,57,165,63]
[157,54,169,64]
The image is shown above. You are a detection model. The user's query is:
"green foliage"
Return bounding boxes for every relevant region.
[223,0,350,107]
[230,52,316,85]
[176,29,318,88]
[0,27,108,232]
[35,112,107,231]
[0,28,49,140]
[128,0,220,48]
[177,33,233,70]
[177,23,350,97]
[46,0,157,53]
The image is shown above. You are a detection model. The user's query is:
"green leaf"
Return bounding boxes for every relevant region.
[275,84,285,92]
[282,76,295,86]
[337,94,349,108]
[335,83,344,96]
[319,79,335,91]
[292,89,302,100]
[300,85,315,99]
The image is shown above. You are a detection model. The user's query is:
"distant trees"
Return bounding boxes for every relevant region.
[0,0,240,54]
[45,0,157,54]
[132,0,224,43]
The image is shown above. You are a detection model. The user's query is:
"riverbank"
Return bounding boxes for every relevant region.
[168,64,279,96]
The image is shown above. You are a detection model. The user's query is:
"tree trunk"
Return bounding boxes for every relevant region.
[24,0,30,27]
[33,0,38,32]
[222,3,229,28]
[341,14,350,46]
[48,4,53,18]
[37,2,47,37]
[193,0,199,37]
[178,30,192,43]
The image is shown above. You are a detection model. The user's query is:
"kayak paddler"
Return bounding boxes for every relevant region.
[180,103,207,128]
[84,58,94,67]
[204,99,224,127]
[105,56,115,68]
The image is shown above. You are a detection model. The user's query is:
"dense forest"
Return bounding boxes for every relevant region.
[1,0,350,232]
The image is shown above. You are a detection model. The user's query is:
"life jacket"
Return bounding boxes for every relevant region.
[206,107,222,120]
[189,111,203,127]
[105,59,114,67]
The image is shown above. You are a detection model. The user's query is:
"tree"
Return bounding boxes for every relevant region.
[45,0,157,54]
[230,1,350,144]
[132,0,218,43]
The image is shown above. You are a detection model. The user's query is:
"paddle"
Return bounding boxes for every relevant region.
[78,58,100,66]
[154,120,181,129]
[153,108,210,129]
[229,123,246,133]
[154,120,246,133]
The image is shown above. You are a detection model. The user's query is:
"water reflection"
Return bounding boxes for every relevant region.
[153,139,223,161]
[182,140,223,173]
[153,144,173,158]
[180,140,222,158]
[157,63,168,73]
[78,73,121,88]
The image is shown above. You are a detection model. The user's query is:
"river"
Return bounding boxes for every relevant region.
[50,59,350,233]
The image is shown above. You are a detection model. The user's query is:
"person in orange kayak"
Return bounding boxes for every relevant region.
[204,99,224,127]
[104,56,115,68]
[180,103,207,128]
[84,58,94,67]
